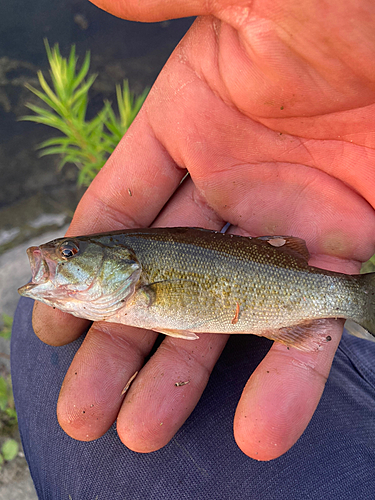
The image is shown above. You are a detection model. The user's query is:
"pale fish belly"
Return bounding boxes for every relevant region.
[106,263,359,349]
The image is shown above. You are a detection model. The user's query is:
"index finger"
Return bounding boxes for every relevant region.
[32,110,186,345]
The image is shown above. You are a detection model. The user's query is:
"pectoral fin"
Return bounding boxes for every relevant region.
[152,328,199,340]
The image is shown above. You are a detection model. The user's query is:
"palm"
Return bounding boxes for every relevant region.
[33,1,375,460]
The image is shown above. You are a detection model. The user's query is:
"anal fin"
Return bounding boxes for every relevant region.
[152,328,199,341]
[264,319,337,352]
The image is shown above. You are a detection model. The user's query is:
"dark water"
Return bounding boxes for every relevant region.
[0,0,193,65]
[0,0,194,212]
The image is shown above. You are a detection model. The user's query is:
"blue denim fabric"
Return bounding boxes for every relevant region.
[11,297,375,499]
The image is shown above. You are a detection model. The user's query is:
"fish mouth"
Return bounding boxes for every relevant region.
[28,247,50,283]
[18,246,56,297]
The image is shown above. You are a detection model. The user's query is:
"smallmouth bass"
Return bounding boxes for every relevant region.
[18,227,375,351]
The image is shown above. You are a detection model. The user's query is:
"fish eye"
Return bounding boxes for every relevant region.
[59,241,79,260]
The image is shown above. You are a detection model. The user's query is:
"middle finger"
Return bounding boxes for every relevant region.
[116,178,229,451]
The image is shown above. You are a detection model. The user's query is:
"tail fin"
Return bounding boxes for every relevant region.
[345,272,375,343]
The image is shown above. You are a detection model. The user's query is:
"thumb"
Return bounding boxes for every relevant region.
[88,0,213,22]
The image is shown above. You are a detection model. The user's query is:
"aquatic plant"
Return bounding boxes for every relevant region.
[22,40,148,187]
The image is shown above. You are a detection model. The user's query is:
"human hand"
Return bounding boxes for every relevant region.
[32,0,375,460]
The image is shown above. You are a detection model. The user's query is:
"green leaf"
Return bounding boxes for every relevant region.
[5,407,18,422]
[0,376,7,393]
[0,314,12,340]
[24,116,71,135]
[57,155,82,171]
[361,250,375,273]
[2,314,12,329]
[0,378,7,411]
[71,74,96,107]
[0,330,11,340]
[47,42,71,102]
[38,146,71,157]
[37,73,67,116]
[72,51,91,91]
[22,103,59,121]
[37,136,72,148]
[24,83,62,115]
[115,80,148,133]
[66,43,78,87]
[1,439,19,461]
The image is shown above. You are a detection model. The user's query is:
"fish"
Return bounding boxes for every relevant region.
[18,227,375,352]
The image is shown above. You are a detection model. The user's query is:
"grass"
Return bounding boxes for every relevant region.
[0,314,12,340]
[0,314,18,470]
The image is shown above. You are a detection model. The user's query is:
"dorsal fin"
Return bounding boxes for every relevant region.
[256,235,310,262]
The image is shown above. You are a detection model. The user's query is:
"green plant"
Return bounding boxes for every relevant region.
[22,40,148,187]
[0,313,12,340]
[0,375,17,429]
[361,254,375,274]
[0,373,18,469]
[0,438,19,469]
[0,314,18,437]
